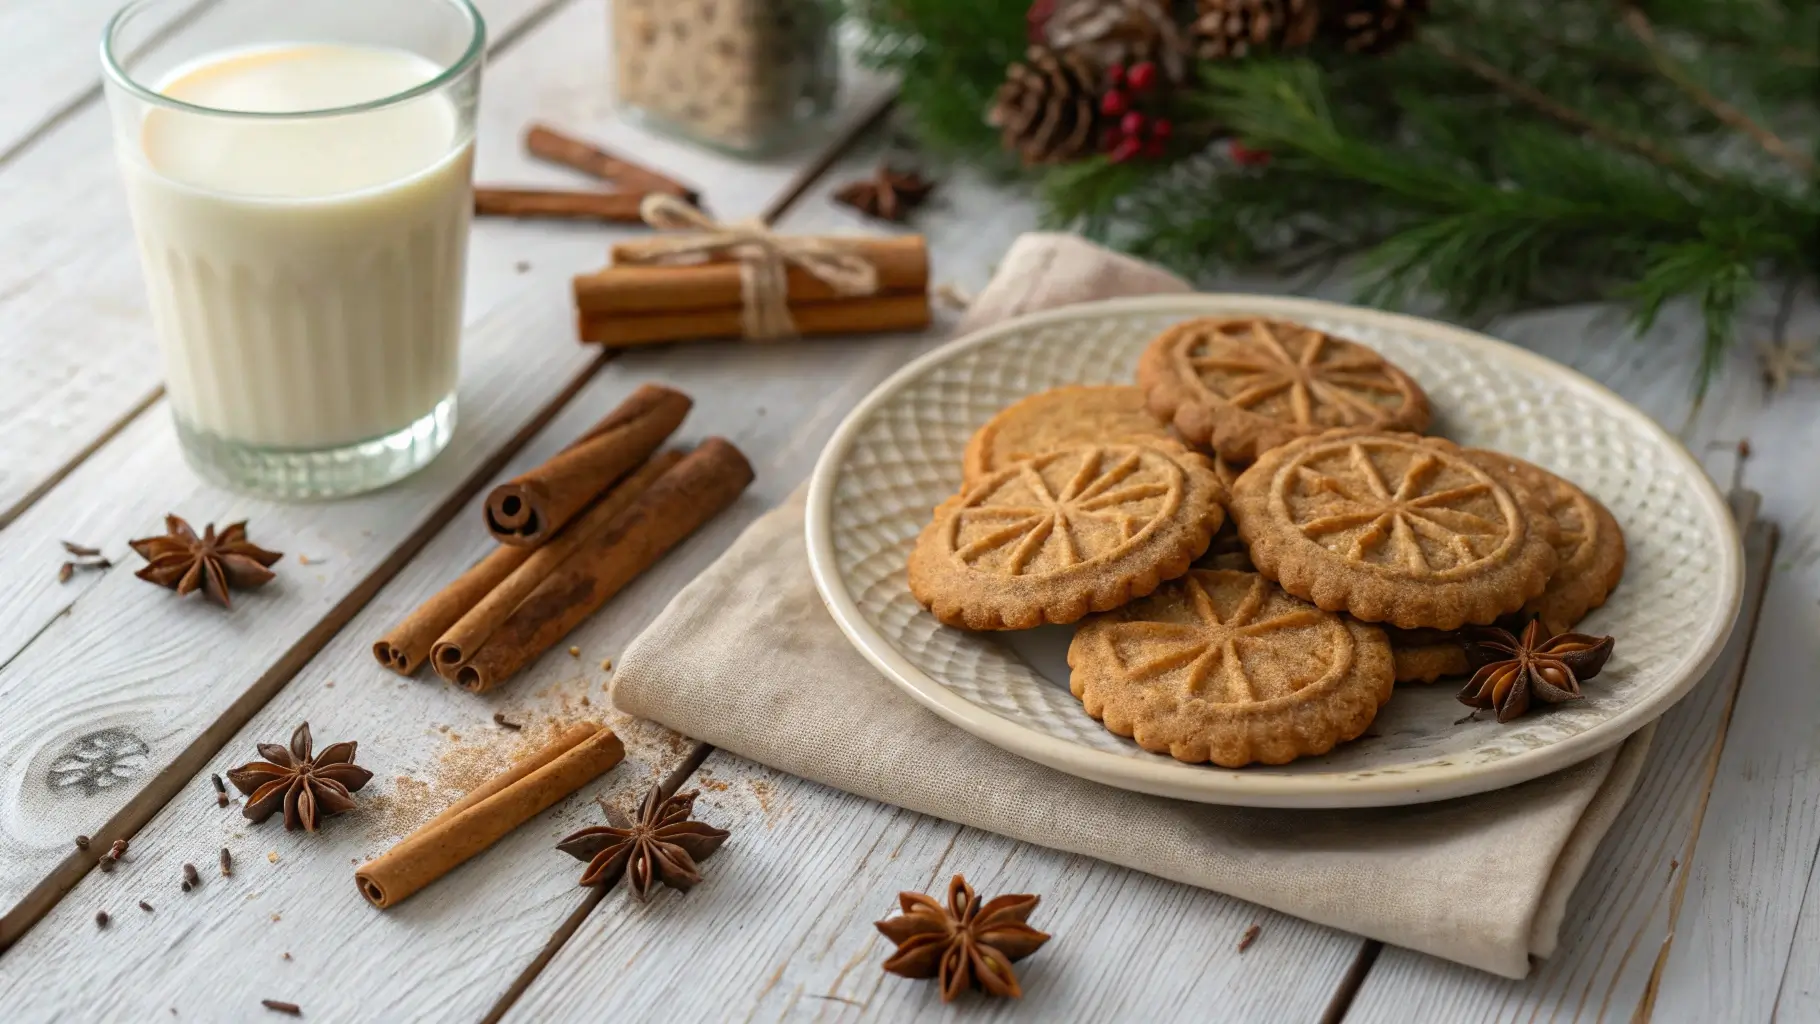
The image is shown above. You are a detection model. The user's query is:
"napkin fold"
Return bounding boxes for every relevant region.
[612,233,1653,979]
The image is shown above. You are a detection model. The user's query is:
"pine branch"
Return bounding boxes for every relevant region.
[1619,4,1818,176]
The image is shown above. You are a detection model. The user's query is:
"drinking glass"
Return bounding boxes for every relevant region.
[101,0,485,498]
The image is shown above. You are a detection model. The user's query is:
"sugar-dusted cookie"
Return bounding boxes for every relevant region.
[909,443,1225,630]
[1230,430,1558,630]
[1467,450,1626,635]
[1385,626,1471,683]
[1068,568,1393,767]
[962,385,1180,483]
[1137,317,1431,462]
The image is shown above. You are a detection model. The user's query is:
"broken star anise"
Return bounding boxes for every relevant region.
[832,165,935,223]
[1458,619,1615,723]
[225,723,372,832]
[875,874,1050,1002]
[557,784,729,900]
[129,515,282,608]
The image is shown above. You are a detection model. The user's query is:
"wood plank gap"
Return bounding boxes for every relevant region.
[0,0,223,172]
[0,348,619,951]
[1324,941,1382,1024]
[755,93,897,225]
[479,740,715,1024]
[1634,509,1780,1022]
[484,0,584,57]
[0,387,162,531]
[0,0,578,536]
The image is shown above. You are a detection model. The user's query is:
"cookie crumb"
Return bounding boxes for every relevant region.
[1237,924,1260,952]
[271,912,282,922]
[568,646,581,657]
[600,657,613,671]
[267,851,280,864]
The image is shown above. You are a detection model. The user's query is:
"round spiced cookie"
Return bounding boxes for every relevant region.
[1467,449,1626,635]
[908,443,1225,630]
[962,385,1182,483]
[1229,430,1558,631]
[1068,568,1393,767]
[1137,317,1431,463]
[1385,626,1471,683]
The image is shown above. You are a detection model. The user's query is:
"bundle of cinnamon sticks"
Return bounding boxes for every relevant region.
[374,383,753,692]
[573,235,932,348]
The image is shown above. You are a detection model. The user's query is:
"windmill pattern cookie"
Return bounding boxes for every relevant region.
[962,385,1182,483]
[1468,450,1626,634]
[1069,569,1393,767]
[909,444,1224,630]
[1137,317,1431,462]
[1231,431,1557,630]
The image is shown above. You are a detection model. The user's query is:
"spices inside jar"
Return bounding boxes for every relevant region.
[612,0,839,155]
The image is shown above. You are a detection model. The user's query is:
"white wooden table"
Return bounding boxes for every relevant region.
[1,2,1817,1020]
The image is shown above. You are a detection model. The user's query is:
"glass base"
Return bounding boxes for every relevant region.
[174,395,456,500]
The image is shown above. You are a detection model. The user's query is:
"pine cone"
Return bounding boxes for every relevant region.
[1322,0,1427,54]
[987,46,1102,166]
[1192,0,1320,60]
[1043,0,1189,85]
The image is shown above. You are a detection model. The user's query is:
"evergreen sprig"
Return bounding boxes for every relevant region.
[856,0,1820,392]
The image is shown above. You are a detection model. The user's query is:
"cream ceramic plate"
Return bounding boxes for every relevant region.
[805,295,1743,808]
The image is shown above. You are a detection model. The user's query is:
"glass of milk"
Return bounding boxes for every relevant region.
[101,0,484,498]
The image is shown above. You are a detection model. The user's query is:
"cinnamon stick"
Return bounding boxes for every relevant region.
[373,545,533,675]
[574,236,928,316]
[525,123,699,204]
[355,723,624,909]
[456,438,754,693]
[577,293,932,348]
[485,383,692,547]
[434,451,684,682]
[474,188,647,222]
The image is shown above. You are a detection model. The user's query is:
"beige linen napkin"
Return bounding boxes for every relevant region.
[612,233,1654,979]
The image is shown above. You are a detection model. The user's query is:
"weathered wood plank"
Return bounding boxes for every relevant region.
[1649,333,1820,1021]
[503,759,1362,1024]
[1343,499,1779,1022]
[0,0,210,161]
[0,0,890,949]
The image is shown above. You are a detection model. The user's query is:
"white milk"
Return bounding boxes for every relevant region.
[121,44,473,450]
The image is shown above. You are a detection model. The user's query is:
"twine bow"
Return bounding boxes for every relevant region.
[614,194,879,340]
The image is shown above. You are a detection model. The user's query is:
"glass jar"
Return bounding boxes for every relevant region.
[612,0,839,156]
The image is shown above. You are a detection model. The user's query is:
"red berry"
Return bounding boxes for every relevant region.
[1120,111,1146,136]
[1150,117,1173,140]
[1105,64,1125,86]
[1229,139,1273,166]
[1127,61,1157,92]
[1099,90,1128,116]
[1143,138,1167,159]
[1108,136,1142,163]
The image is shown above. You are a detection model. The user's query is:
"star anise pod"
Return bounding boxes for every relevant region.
[1458,619,1615,723]
[225,723,372,832]
[831,165,935,223]
[129,515,282,608]
[875,874,1050,1002]
[557,784,729,900]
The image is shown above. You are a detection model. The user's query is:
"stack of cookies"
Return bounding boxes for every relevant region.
[908,316,1626,768]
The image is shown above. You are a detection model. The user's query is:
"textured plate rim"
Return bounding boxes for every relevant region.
[805,294,1744,808]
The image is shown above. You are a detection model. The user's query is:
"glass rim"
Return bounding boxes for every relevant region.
[99,0,486,120]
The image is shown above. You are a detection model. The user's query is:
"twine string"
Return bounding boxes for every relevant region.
[614,194,879,340]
